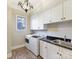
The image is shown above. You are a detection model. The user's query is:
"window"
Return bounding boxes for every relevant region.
[16,16,26,31]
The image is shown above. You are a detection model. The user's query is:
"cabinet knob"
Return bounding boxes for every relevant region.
[61,18,63,20]
[63,17,66,19]
[60,54,62,56]
[61,17,66,20]
[57,52,59,54]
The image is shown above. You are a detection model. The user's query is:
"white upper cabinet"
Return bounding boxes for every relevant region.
[30,15,45,30]
[43,9,52,24]
[63,0,72,21]
[43,0,72,24]
[43,4,62,24]
[31,18,38,30]
[30,0,72,29]
[51,3,63,23]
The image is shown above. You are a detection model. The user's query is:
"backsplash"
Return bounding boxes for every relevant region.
[32,21,72,39]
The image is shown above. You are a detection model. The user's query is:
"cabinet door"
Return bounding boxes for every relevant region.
[63,0,72,20]
[51,3,63,23]
[60,47,72,55]
[37,16,44,29]
[40,41,47,59]
[43,3,63,24]
[61,54,72,59]
[31,16,44,30]
[46,42,60,59]
[29,38,33,51]
[60,47,72,59]
[43,9,52,24]
[31,38,39,56]
[31,18,39,30]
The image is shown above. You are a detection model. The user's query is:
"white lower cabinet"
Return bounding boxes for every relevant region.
[61,54,72,59]
[60,47,72,59]
[40,40,72,59]
[40,40,60,59]
[40,41,47,59]
[46,42,60,59]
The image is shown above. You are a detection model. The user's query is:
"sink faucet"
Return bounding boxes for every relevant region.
[64,34,66,41]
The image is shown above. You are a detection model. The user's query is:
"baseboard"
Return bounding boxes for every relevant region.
[11,44,25,50]
[7,52,12,58]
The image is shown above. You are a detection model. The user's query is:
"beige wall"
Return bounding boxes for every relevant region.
[11,8,30,47]
[47,21,72,38]
[34,21,72,39]
[47,21,72,33]
[47,23,58,32]
[7,6,13,54]
[7,6,31,54]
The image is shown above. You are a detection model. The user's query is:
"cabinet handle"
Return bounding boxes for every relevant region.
[60,54,62,56]
[61,18,63,20]
[57,52,59,54]
[61,17,66,20]
[57,52,62,56]
[63,17,66,19]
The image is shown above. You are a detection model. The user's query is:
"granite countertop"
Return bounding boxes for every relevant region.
[40,38,72,50]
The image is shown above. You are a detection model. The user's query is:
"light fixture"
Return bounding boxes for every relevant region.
[18,0,33,13]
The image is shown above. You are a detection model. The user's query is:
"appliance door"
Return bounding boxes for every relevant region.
[25,38,29,43]
[25,38,30,49]
[29,37,39,56]
[29,37,33,51]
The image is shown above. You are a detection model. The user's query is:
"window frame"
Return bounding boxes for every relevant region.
[16,15,26,31]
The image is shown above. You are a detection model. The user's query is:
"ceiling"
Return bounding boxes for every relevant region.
[7,0,62,14]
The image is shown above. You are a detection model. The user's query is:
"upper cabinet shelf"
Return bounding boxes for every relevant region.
[30,0,72,30]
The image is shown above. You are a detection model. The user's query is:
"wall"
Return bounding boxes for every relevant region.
[7,6,13,55]
[11,8,31,47]
[33,21,72,39]
[47,21,72,39]
[7,6,31,53]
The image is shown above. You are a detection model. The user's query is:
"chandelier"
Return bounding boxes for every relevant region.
[18,0,33,13]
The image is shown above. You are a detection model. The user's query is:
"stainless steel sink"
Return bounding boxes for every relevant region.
[50,40,72,48]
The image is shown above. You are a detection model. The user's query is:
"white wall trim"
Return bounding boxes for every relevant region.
[11,44,25,50]
[7,52,12,58]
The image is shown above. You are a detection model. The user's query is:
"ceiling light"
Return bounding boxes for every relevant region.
[18,0,33,13]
